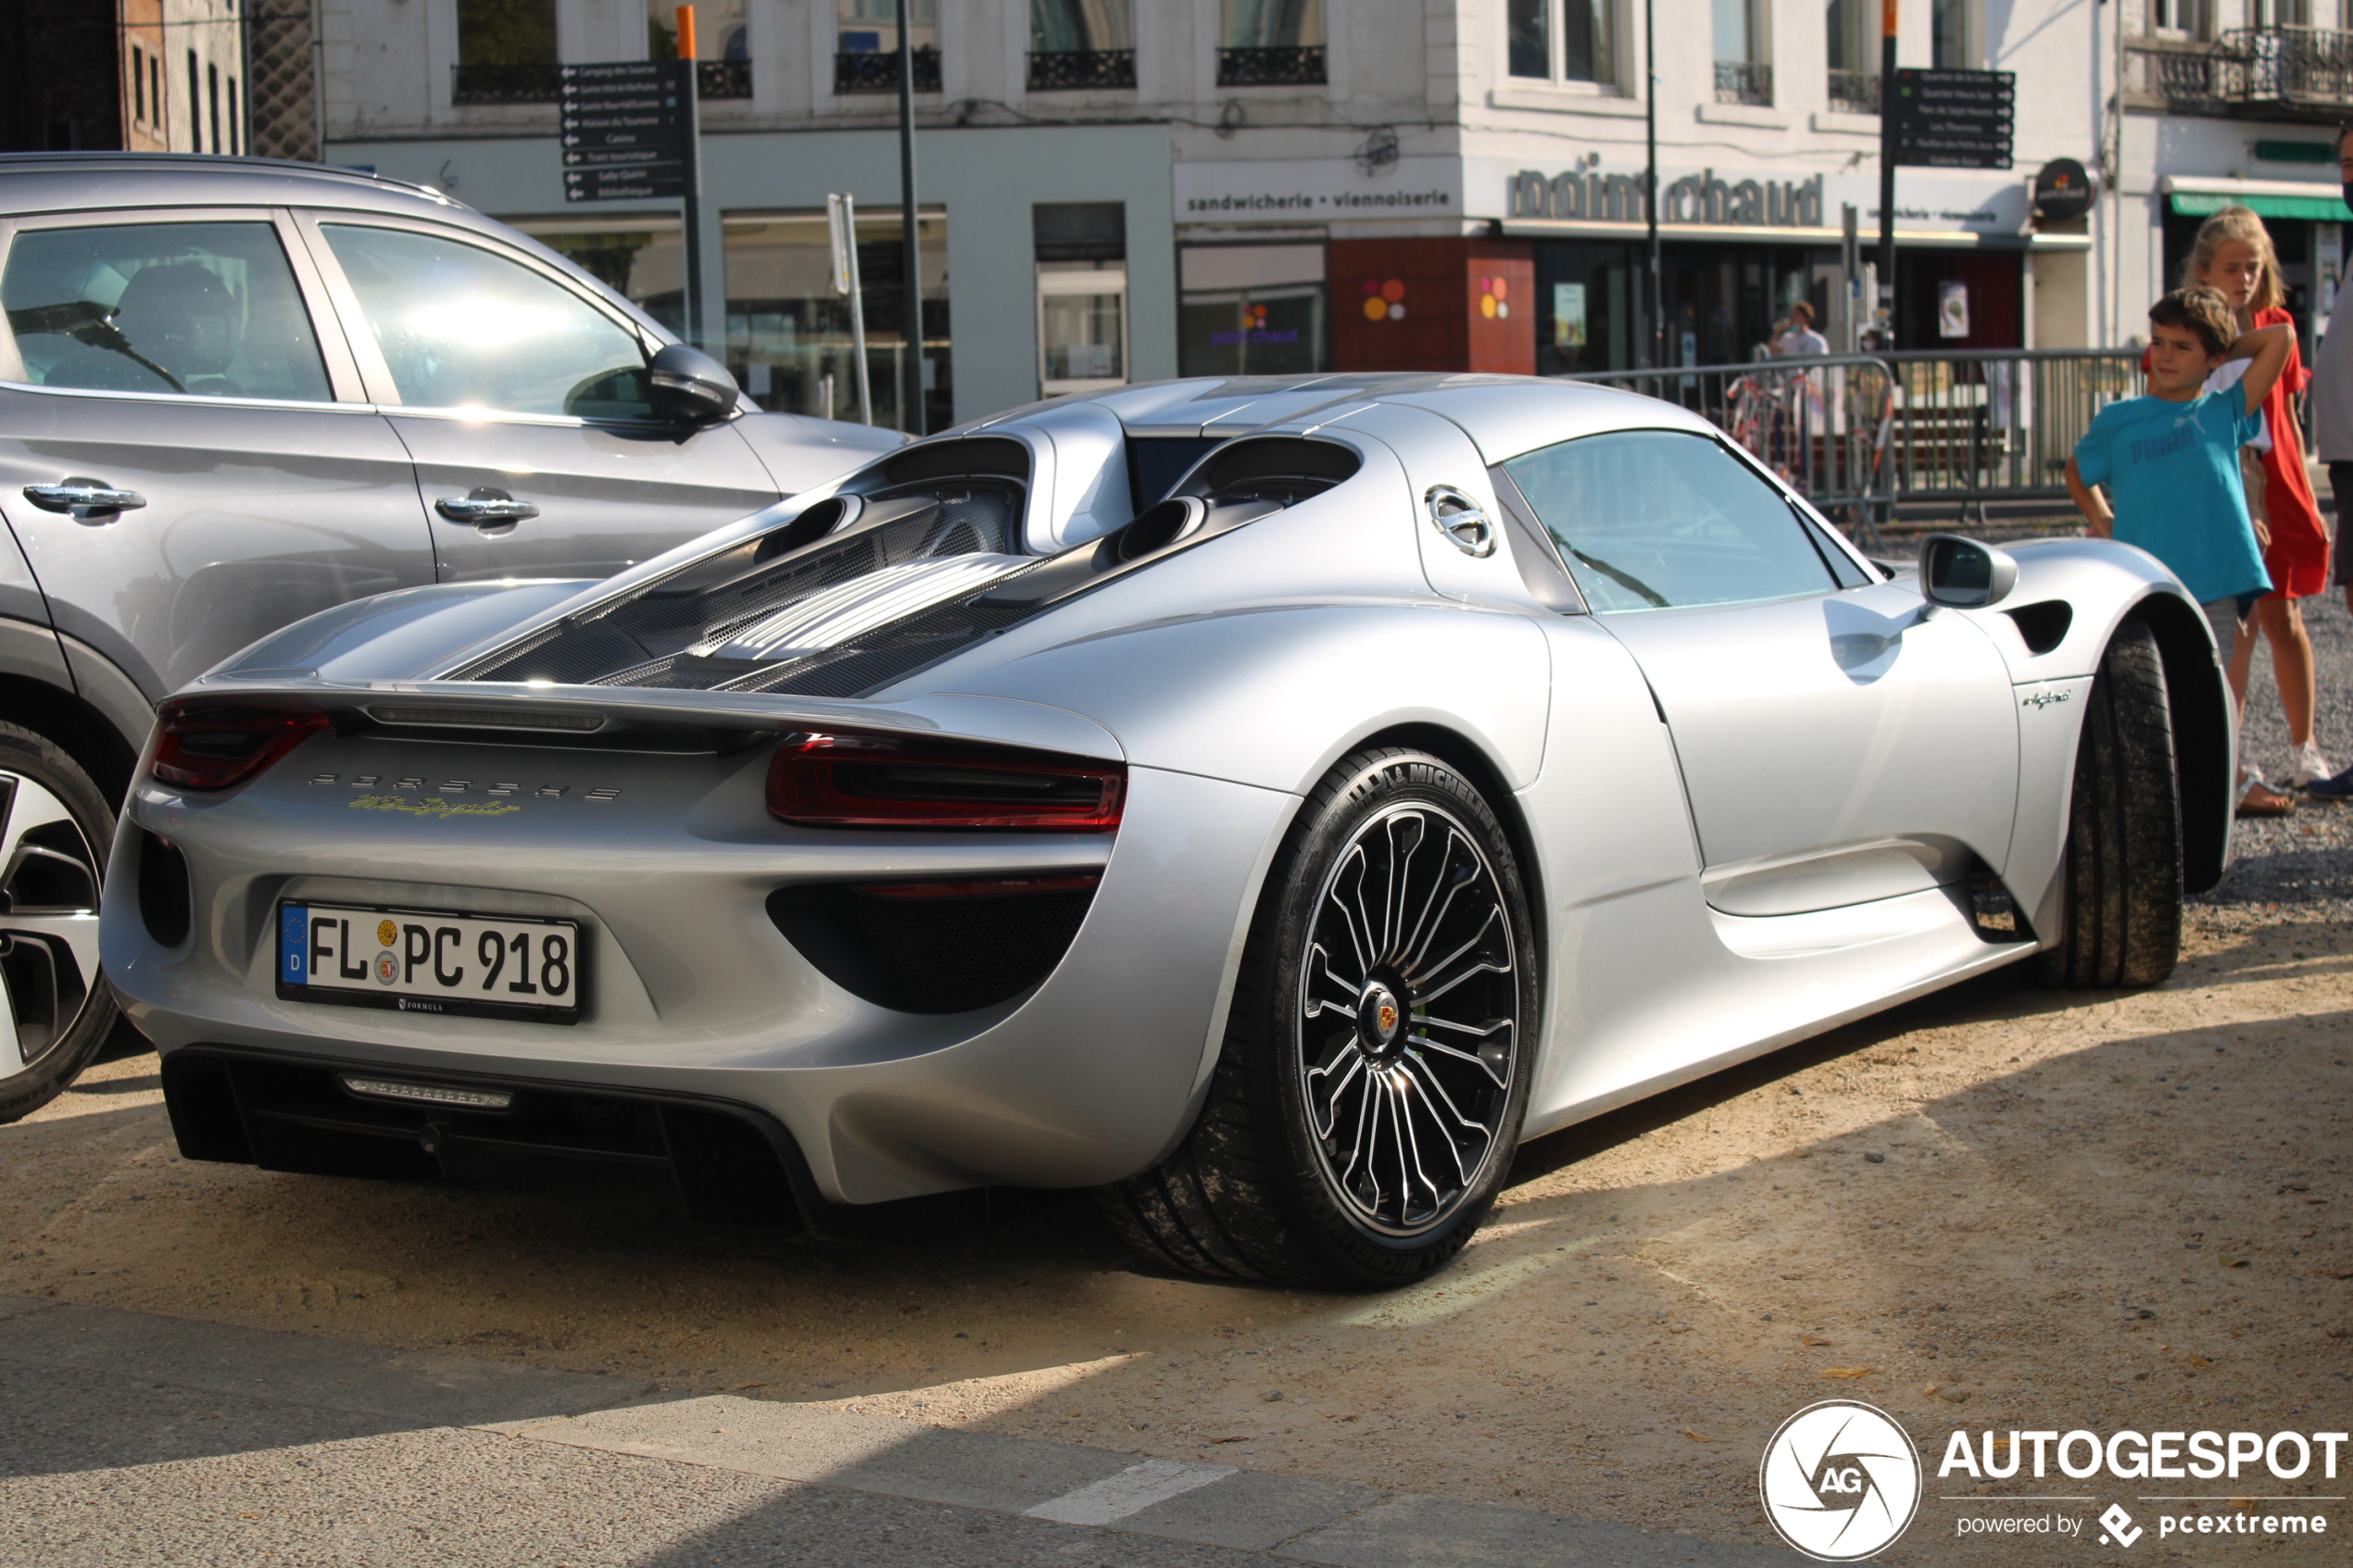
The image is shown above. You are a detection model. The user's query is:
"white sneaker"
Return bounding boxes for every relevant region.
[2292,743,2334,788]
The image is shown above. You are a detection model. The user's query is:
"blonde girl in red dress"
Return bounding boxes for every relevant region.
[2187,207,2334,802]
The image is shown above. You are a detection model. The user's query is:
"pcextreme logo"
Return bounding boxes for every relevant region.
[1759,1400,1923,1561]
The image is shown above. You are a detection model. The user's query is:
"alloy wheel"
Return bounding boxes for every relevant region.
[1297,802,1520,1236]
[0,771,103,1077]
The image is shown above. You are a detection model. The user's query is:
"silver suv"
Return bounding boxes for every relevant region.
[0,153,902,1118]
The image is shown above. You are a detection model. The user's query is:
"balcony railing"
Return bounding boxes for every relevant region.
[452,63,561,104]
[1826,69,1880,112]
[2128,26,2353,119]
[1216,45,1326,86]
[698,59,751,100]
[1715,59,1773,106]
[453,60,749,105]
[1027,49,1138,91]
[835,47,941,95]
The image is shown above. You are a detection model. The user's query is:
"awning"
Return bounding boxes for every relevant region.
[2161,175,2347,222]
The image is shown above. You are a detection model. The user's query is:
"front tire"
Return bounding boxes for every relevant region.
[2038,620,2184,988]
[1101,748,1538,1290]
[0,721,120,1122]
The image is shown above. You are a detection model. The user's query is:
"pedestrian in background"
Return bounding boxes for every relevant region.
[2185,207,2332,806]
[1774,301,1829,358]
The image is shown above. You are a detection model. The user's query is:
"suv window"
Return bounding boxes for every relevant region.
[2,221,332,402]
[1501,429,1837,611]
[320,224,654,420]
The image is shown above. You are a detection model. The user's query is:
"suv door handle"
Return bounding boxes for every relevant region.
[23,479,147,521]
[434,487,540,528]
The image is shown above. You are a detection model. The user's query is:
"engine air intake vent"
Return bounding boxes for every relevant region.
[884,436,1031,484]
[1189,436,1360,506]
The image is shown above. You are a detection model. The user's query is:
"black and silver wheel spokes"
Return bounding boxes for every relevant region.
[0,773,101,1075]
[1299,806,1518,1236]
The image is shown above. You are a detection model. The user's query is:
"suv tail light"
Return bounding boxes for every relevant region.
[150,702,330,792]
[766,731,1124,832]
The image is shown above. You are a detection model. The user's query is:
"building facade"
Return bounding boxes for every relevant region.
[314,0,2145,431]
[2117,0,2353,364]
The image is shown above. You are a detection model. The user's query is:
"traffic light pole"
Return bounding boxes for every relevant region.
[1877,0,1898,346]
[676,6,705,352]
[896,0,925,436]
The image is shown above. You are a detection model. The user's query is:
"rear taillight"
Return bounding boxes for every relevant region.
[150,703,330,792]
[766,731,1125,832]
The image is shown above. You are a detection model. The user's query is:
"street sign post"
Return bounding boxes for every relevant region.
[558,14,706,349]
[826,193,875,426]
[559,61,687,201]
[1891,68,2015,170]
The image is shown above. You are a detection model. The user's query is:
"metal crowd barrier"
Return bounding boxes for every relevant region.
[1565,348,2145,546]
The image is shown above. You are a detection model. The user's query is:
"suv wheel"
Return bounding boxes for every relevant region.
[0,721,120,1122]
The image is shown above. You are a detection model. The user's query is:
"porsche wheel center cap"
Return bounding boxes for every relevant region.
[1357,985,1404,1051]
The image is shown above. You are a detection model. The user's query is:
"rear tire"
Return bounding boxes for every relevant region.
[0,721,120,1122]
[2037,621,2184,989]
[1100,748,1538,1291]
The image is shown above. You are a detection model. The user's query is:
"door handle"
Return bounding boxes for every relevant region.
[23,478,147,521]
[434,487,540,527]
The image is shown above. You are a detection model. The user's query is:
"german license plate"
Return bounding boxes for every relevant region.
[276,902,584,1023]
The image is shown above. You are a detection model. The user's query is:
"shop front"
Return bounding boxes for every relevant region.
[1495,157,2061,370]
[2159,172,2346,369]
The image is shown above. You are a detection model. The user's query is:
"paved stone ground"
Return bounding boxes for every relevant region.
[0,1295,1786,1567]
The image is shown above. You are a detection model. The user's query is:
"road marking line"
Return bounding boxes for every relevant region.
[1334,1234,1606,1328]
[1023,1459,1239,1524]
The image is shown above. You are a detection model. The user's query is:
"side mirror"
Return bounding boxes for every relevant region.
[648,344,742,426]
[1919,533,2019,608]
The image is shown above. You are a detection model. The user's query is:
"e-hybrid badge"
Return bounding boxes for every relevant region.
[277,902,583,1024]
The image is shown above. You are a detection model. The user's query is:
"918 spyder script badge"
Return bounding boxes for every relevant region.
[348,794,522,821]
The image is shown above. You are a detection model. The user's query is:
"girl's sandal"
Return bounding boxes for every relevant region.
[2238,774,2297,817]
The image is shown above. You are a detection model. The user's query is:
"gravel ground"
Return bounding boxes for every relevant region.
[2210,580,2353,913]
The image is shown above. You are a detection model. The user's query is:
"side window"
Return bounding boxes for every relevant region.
[318,224,653,419]
[1,220,332,402]
[1501,429,1837,611]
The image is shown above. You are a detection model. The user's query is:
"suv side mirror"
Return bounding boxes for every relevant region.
[648,344,742,426]
[1919,533,2019,608]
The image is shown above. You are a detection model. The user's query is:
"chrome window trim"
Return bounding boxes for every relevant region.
[0,378,380,415]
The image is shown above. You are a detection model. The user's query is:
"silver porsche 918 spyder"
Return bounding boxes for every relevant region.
[102,374,2233,1289]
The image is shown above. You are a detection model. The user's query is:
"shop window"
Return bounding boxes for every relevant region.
[719,208,950,434]
[1509,0,1615,85]
[1179,244,1326,377]
[1714,0,1770,105]
[1930,0,1972,68]
[453,0,560,104]
[1036,204,1127,395]
[1030,0,1136,90]
[1824,0,1877,111]
[837,0,940,94]
[1537,242,1638,375]
[1219,0,1325,86]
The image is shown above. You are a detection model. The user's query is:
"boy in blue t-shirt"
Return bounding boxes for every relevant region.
[2066,287,2290,666]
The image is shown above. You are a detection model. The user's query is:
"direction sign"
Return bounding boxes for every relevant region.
[1891,68,2014,170]
[560,61,690,201]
